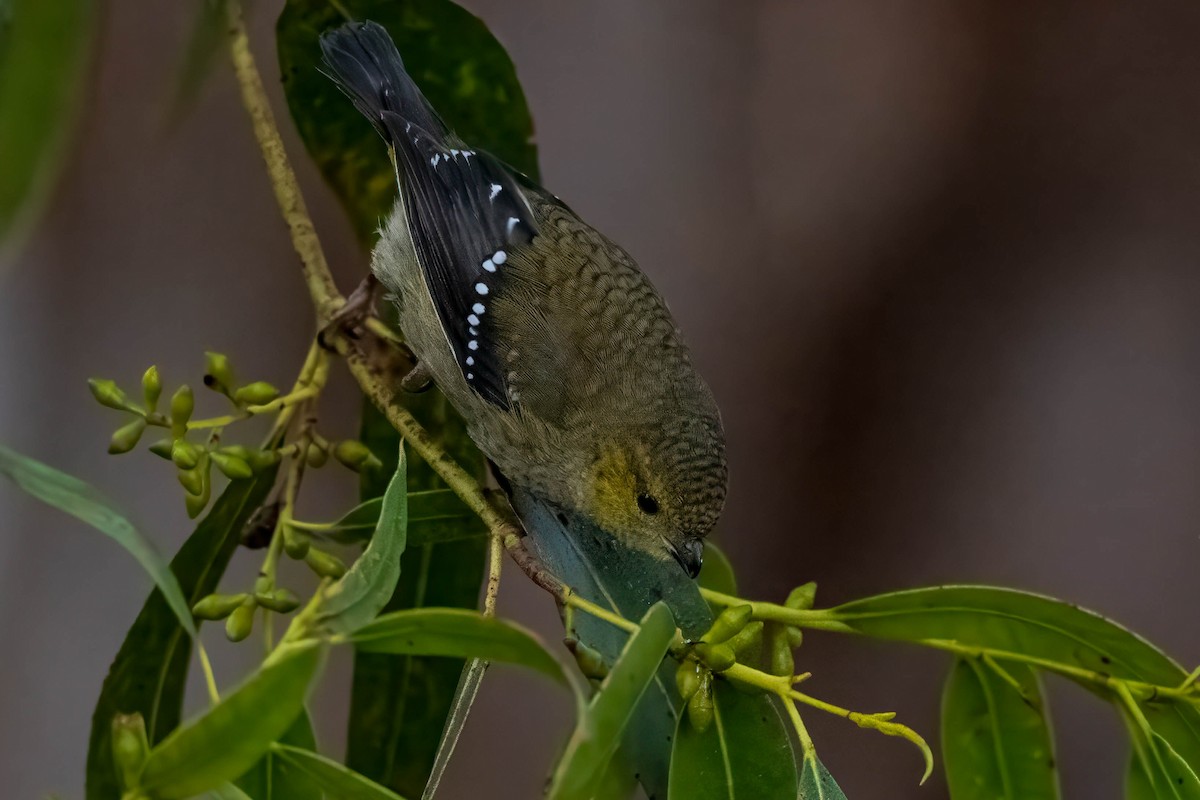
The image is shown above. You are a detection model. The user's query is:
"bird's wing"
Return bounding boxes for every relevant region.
[384,113,540,409]
[319,21,538,409]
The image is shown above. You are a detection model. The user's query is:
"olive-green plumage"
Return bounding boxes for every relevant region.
[321,21,726,576]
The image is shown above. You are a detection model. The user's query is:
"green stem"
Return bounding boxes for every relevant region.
[196,641,221,705]
[700,588,850,632]
[919,638,1198,706]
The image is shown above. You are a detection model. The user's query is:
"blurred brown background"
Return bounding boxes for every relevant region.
[3,1,1200,797]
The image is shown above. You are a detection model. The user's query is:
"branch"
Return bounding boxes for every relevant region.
[224,0,340,320]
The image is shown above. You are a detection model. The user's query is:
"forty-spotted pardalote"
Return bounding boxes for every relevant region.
[320,21,726,577]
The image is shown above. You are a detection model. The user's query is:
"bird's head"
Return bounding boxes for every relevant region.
[581,415,727,578]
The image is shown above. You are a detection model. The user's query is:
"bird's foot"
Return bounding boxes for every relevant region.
[318,274,380,350]
[401,360,434,393]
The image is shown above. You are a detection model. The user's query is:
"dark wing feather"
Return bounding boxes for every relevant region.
[321,21,539,408]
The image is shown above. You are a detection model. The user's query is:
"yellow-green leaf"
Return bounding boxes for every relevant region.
[830,586,1200,771]
[0,443,194,633]
[318,443,408,634]
[139,643,323,798]
[667,681,799,800]
[349,608,564,684]
[85,467,280,800]
[549,603,676,800]
[941,659,1060,799]
[272,744,409,800]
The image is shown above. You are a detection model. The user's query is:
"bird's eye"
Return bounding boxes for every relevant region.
[636,493,660,515]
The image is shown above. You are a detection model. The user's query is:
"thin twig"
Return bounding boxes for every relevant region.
[224,0,340,320]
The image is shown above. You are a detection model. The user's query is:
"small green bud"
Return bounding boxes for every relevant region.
[204,351,236,394]
[183,457,211,518]
[141,366,162,412]
[727,620,764,660]
[675,660,703,702]
[686,671,714,732]
[255,587,301,614]
[224,600,256,642]
[171,439,200,470]
[110,713,149,791]
[89,378,133,412]
[177,465,203,496]
[246,448,281,473]
[333,440,373,470]
[785,581,817,610]
[148,438,174,460]
[192,592,250,620]
[108,418,147,455]
[233,381,279,406]
[211,452,253,480]
[218,444,252,460]
[304,547,346,579]
[693,642,736,672]
[185,489,209,519]
[169,385,194,435]
[283,525,310,560]
[565,638,608,680]
[305,443,328,468]
[703,604,753,645]
[787,626,804,649]
[764,622,794,677]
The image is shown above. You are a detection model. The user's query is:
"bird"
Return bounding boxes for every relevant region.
[319,21,726,578]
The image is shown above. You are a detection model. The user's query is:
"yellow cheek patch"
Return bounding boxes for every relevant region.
[588,447,639,532]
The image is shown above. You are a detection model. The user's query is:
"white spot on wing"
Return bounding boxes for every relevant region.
[431,154,440,166]
[482,258,496,273]
[489,183,502,201]
[493,250,507,265]
[466,356,475,366]
[472,303,486,314]
[506,217,519,235]
[467,340,479,351]
[467,314,480,326]
[475,283,489,295]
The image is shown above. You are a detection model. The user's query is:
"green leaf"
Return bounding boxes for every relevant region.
[421,656,488,800]
[206,784,256,800]
[667,681,800,800]
[85,468,280,800]
[549,603,676,800]
[318,443,408,634]
[1126,730,1200,799]
[698,540,737,596]
[319,489,485,546]
[350,608,565,684]
[343,393,488,796]
[138,642,323,798]
[798,753,849,800]
[234,710,321,800]
[0,443,194,633]
[941,658,1060,799]
[829,586,1200,770]
[276,0,539,245]
[0,0,93,253]
[272,744,408,800]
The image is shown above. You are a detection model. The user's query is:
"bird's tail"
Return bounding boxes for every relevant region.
[318,21,449,143]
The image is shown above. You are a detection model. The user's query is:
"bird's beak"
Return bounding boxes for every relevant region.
[666,537,704,579]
